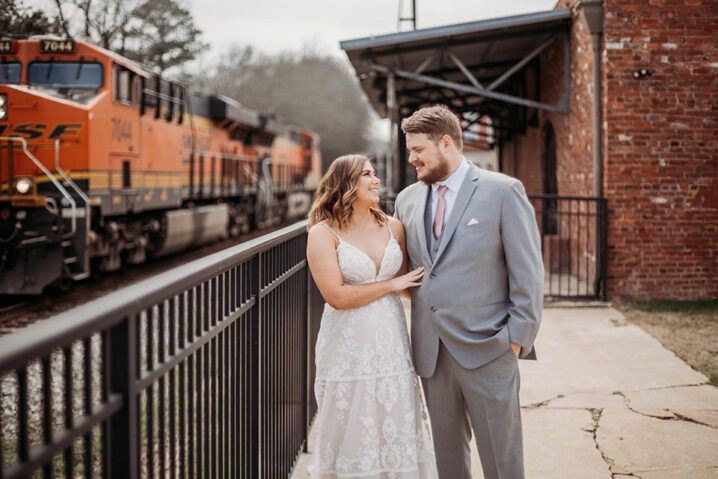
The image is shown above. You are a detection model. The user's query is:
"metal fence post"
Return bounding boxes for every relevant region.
[302,258,310,453]
[250,252,262,478]
[108,315,138,479]
[600,198,608,300]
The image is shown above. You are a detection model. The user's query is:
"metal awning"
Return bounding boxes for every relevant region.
[341,8,571,123]
[340,8,571,192]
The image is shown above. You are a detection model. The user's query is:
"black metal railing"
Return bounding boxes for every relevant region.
[529,194,607,300]
[379,193,607,300]
[0,221,321,479]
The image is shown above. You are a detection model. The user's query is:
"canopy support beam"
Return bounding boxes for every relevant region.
[365,31,569,115]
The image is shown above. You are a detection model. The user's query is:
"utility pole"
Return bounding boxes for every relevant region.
[397,0,417,31]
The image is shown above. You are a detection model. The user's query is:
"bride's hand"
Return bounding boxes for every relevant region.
[390,267,424,292]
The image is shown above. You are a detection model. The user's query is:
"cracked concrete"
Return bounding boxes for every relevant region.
[515,307,718,479]
[622,385,718,428]
[596,404,718,478]
[291,305,718,479]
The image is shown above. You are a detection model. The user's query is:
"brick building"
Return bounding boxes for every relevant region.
[342,1,717,301]
[502,0,717,300]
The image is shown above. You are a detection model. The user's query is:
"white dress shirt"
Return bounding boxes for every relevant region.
[430,158,471,228]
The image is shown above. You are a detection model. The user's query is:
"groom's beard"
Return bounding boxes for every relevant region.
[416,153,451,185]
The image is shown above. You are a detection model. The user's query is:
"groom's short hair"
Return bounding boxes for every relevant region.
[401,105,463,150]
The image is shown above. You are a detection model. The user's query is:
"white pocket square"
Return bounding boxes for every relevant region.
[466,218,479,226]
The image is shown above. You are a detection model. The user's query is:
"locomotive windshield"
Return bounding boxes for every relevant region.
[29,62,103,88]
[0,62,21,84]
[28,61,103,103]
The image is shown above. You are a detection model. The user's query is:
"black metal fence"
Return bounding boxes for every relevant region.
[529,194,607,300]
[379,193,607,300]
[0,221,321,479]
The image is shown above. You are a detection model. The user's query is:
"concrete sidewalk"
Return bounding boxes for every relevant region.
[292,304,718,478]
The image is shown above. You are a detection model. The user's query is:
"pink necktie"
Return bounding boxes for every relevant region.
[433,185,448,239]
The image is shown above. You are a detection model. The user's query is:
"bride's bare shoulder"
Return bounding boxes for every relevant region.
[308,222,339,246]
[386,216,406,239]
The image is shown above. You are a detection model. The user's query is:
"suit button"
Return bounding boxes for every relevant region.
[430,273,436,279]
[430,306,437,312]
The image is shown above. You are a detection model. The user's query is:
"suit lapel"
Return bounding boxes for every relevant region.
[431,164,480,268]
[413,183,432,266]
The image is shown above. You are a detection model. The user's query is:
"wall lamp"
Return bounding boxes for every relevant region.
[633,68,654,79]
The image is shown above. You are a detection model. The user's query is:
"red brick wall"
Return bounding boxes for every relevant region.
[543,4,596,199]
[499,128,543,195]
[502,2,600,290]
[602,0,718,300]
[503,0,717,300]
[504,2,596,197]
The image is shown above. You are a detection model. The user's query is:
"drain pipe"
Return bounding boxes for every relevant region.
[577,0,604,198]
[577,0,606,297]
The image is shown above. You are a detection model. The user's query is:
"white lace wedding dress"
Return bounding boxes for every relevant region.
[311,224,437,479]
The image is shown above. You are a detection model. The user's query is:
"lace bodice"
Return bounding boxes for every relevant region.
[326,224,403,285]
[337,238,402,284]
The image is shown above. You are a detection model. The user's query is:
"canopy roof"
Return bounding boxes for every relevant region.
[341,8,571,133]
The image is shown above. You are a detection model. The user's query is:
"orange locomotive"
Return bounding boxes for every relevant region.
[0,37,321,295]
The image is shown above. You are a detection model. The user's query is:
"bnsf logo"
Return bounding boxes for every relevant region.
[0,123,82,140]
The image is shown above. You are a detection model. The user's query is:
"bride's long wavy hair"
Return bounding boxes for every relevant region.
[307,154,388,230]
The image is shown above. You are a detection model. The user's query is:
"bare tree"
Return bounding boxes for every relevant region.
[1,0,59,36]
[123,0,206,74]
[48,0,204,73]
[50,0,140,50]
[189,45,375,168]
[49,0,72,36]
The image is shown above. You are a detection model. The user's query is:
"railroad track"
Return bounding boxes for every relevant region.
[0,221,296,337]
[0,297,29,314]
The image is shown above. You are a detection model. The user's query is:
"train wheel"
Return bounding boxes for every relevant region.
[228,205,250,237]
[90,257,108,280]
[49,266,74,293]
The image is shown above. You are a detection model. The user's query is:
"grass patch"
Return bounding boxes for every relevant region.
[619,300,718,314]
[618,303,717,389]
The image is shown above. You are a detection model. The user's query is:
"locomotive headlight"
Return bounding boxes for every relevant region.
[15,178,33,195]
[0,94,7,120]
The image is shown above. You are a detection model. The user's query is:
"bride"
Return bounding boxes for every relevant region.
[306,154,438,478]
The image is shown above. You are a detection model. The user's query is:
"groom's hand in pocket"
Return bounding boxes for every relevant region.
[510,342,521,358]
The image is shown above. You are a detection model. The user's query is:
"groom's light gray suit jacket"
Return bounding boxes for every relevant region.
[395,163,544,378]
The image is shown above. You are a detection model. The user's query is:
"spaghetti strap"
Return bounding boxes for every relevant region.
[387,222,395,241]
[318,222,343,241]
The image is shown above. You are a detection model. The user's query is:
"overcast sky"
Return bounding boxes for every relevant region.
[29,0,558,60]
[186,0,557,139]
[189,0,557,59]
[28,0,558,137]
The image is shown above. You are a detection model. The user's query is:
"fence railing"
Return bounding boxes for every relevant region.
[529,194,607,300]
[0,221,320,479]
[379,193,607,300]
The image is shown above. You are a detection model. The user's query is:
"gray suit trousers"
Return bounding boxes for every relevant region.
[422,342,524,479]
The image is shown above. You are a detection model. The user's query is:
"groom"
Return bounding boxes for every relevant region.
[394,105,543,479]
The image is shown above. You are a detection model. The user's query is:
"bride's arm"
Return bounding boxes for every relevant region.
[389,218,413,300]
[307,224,423,310]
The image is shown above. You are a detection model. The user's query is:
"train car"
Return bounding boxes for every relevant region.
[0,37,321,295]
